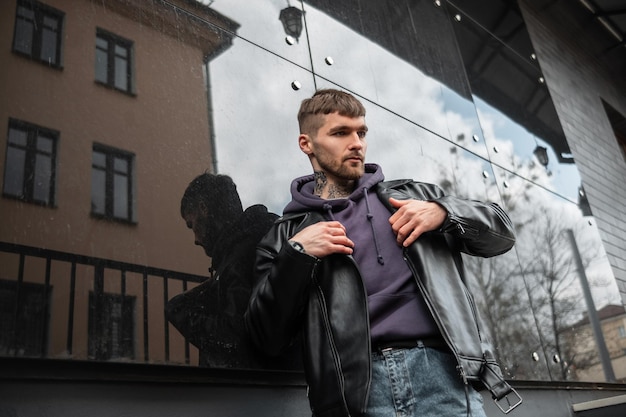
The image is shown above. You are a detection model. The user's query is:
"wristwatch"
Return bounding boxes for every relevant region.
[289,240,306,254]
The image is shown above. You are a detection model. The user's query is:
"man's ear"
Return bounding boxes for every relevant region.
[298,133,313,155]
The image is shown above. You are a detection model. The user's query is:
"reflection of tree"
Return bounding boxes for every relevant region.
[434,150,551,379]
[432,147,607,381]
[503,187,606,381]
[463,253,545,380]
[519,208,599,380]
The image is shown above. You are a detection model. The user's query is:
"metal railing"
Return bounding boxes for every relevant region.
[0,241,207,365]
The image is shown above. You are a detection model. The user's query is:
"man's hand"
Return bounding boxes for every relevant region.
[289,221,354,258]
[388,198,447,247]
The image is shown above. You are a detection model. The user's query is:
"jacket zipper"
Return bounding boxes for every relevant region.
[351,255,373,414]
[312,255,372,415]
[448,214,480,238]
[402,249,471,384]
[312,268,345,395]
[463,284,483,341]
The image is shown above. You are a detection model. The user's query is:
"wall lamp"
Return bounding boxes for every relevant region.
[533,145,549,167]
[279,5,304,42]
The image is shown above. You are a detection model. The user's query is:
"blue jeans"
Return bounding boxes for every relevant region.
[366,343,486,417]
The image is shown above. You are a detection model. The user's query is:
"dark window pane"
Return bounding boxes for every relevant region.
[92,150,106,167]
[88,292,135,360]
[12,1,63,66]
[95,48,108,84]
[37,135,53,154]
[4,146,26,197]
[114,44,127,58]
[114,55,128,90]
[40,27,58,63]
[91,168,106,215]
[113,157,128,174]
[3,120,57,205]
[34,153,51,203]
[113,172,128,219]
[115,57,128,90]
[8,126,28,147]
[0,280,48,357]
[96,30,132,93]
[14,7,34,55]
[96,36,108,49]
[91,146,134,221]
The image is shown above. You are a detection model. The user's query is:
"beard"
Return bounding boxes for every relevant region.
[317,155,365,181]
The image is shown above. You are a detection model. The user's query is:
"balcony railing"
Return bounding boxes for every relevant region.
[0,241,207,365]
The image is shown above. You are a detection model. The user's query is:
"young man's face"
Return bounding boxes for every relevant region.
[300,112,368,183]
[184,208,217,257]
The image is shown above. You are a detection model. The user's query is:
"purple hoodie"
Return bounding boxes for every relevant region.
[283,164,439,345]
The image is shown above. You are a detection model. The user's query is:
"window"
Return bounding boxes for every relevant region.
[619,325,626,339]
[91,144,135,222]
[602,101,626,161]
[95,29,134,93]
[0,280,49,357]
[3,119,57,206]
[12,0,64,67]
[88,292,135,360]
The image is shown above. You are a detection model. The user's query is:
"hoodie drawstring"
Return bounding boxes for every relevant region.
[323,203,335,220]
[363,188,385,265]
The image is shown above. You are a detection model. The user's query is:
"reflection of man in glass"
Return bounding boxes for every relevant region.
[166,173,277,368]
[246,90,520,416]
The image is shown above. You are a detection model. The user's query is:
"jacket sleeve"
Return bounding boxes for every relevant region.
[380,180,515,258]
[244,222,318,356]
[433,194,515,258]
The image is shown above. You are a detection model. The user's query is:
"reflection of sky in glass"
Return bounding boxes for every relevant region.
[208,1,581,210]
[209,1,494,213]
[209,38,313,214]
[306,5,458,145]
[205,0,310,68]
[492,165,620,309]
[476,96,581,203]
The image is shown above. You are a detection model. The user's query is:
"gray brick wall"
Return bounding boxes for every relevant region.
[520,1,626,305]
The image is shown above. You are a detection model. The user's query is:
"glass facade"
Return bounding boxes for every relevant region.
[0,0,623,384]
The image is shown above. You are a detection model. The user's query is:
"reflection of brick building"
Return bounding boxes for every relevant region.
[565,305,626,383]
[0,0,236,364]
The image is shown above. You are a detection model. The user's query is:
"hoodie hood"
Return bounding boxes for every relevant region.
[212,205,278,270]
[284,163,384,215]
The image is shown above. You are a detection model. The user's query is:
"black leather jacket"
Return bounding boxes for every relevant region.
[245,180,519,417]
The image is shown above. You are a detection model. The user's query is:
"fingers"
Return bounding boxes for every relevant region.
[290,221,354,258]
[388,197,410,226]
[393,218,426,247]
[388,198,447,247]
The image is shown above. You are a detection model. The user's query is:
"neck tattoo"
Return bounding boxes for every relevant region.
[314,171,353,199]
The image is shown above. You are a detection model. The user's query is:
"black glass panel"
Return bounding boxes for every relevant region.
[448,3,582,203]
[493,166,620,382]
[304,0,490,158]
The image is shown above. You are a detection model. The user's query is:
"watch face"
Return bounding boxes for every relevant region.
[290,241,305,253]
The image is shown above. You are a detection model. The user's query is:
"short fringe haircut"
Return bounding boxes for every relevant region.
[297,89,366,136]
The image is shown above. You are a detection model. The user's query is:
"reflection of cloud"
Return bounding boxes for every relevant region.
[208,0,581,214]
[210,1,495,212]
[210,36,312,213]
[476,98,581,202]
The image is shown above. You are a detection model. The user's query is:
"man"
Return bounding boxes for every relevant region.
[166,173,278,368]
[245,89,521,416]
